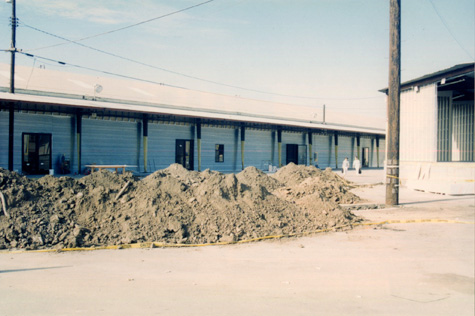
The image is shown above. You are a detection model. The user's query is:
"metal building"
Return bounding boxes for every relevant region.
[381,63,474,195]
[1,64,385,175]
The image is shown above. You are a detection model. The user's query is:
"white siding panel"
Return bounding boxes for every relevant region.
[400,84,437,162]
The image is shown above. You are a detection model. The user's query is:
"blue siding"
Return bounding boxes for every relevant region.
[82,118,141,172]
[338,136,355,168]
[244,129,275,171]
[147,122,194,172]
[1,111,385,174]
[0,111,9,169]
[0,112,74,174]
[312,134,332,169]
[281,131,306,165]
[199,126,238,172]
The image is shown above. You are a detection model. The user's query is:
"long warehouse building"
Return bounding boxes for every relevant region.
[0,64,385,175]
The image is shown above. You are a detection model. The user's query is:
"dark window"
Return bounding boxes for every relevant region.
[215,144,224,162]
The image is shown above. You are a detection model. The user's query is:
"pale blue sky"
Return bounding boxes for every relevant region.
[1,0,474,119]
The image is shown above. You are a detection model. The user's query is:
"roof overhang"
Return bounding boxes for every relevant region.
[379,63,475,95]
[0,91,385,136]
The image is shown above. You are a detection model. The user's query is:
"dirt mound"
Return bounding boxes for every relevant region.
[0,164,362,250]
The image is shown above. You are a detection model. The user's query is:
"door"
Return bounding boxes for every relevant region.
[175,139,194,170]
[286,144,307,165]
[22,133,52,175]
[286,144,298,164]
[298,145,307,165]
[362,147,370,167]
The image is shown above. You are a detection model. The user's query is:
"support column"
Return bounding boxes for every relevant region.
[376,137,380,168]
[240,123,245,170]
[308,131,313,166]
[76,111,82,174]
[334,133,339,169]
[356,136,361,159]
[277,128,282,167]
[143,114,148,173]
[197,119,202,172]
[8,103,14,171]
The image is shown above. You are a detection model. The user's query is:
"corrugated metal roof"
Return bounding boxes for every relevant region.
[0,63,385,134]
[379,62,475,94]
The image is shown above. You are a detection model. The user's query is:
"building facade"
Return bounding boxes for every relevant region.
[0,64,385,175]
[382,63,474,195]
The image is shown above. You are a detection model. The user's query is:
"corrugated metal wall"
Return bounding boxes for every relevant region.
[81,118,141,172]
[437,93,452,162]
[338,136,355,166]
[281,131,306,165]
[0,111,385,174]
[452,101,474,161]
[400,84,438,162]
[244,128,275,171]
[147,121,195,172]
[0,111,9,169]
[199,125,238,172]
[312,134,332,168]
[0,111,74,173]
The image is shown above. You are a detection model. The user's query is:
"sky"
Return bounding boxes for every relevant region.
[0,0,474,120]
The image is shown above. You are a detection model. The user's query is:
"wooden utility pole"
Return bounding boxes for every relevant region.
[386,0,401,205]
[8,0,17,171]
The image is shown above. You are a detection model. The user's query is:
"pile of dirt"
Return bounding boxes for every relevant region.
[0,163,362,250]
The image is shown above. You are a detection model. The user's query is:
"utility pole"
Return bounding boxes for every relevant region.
[8,0,17,171]
[9,0,16,94]
[386,0,401,206]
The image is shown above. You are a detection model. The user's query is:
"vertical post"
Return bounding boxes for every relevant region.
[8,0,17,171]
[323,104,326,124]
[240,123,245,170]
[277,128,282,167]
[76,111,82,174]
[196,119,202,172]
[376,137,380,168]
[386,0,401,206]
[334,133,339,169]
[9,0,16,94]
[308,131,313,166]
[356,136,361,159]
[143,114,148,173]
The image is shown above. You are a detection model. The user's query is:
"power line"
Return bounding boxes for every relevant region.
[20,22,382,101]
[427,0,474,60]
[17,51,337,111]
[25,0,218,52]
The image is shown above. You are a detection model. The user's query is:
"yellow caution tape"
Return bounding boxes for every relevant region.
[1,218,473,254]
[386,174,474,183]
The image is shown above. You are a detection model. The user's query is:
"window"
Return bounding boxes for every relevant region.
[215,144,224,162]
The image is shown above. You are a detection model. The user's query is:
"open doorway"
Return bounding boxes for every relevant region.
[22,133,52,175]
[362,147,370,167]
[286,144,307,165]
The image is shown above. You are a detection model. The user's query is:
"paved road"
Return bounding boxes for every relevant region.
[1,170,473,316]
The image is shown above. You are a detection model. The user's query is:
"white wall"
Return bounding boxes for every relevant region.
[400,84,438,162]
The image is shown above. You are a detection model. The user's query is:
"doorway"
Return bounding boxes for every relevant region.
[286,144,307,165]
[176,139,194,170]
[22,133,52,175]
[362,147,370,167]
